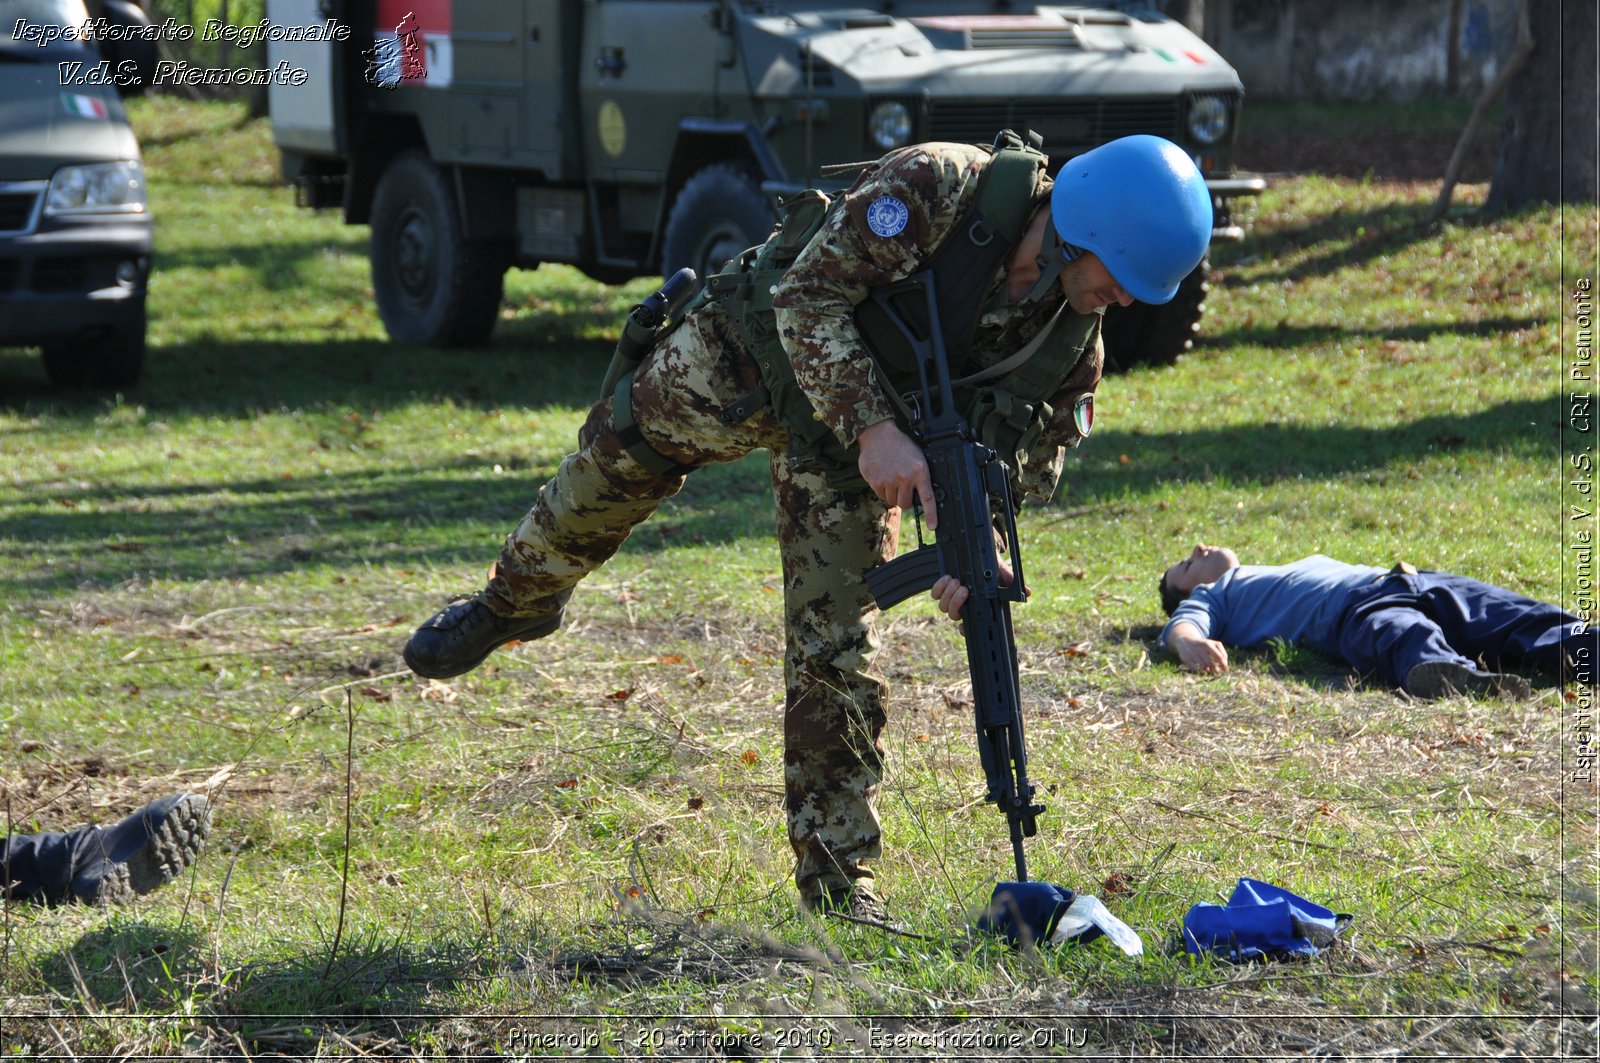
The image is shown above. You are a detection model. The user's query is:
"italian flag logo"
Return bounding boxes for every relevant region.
[61,93,110,120]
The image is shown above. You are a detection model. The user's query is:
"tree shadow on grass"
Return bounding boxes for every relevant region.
[1197,314,1543,352]
[23,923,491,1055]
[0,336,608,419]
[1063,395,1554,506]
[0,390,1551,600]
[0,447,775,599]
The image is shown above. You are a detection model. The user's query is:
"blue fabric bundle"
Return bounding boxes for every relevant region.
[978,881,1078,947]
[1183,878,1350,961]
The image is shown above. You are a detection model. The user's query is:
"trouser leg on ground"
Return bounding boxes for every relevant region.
[1405,571,1586,676]
[1337,575,1533,697]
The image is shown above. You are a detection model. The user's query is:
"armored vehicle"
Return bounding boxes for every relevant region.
[268,0,1261,368]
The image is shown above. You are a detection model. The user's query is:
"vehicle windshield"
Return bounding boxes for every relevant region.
[0,0,94,56]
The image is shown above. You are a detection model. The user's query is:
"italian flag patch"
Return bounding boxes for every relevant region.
[61,93,110,120]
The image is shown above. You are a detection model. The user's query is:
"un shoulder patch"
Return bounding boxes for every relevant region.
[865,195,910,238]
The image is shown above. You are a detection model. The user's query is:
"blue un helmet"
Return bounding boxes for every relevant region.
[1028,135,1213,306]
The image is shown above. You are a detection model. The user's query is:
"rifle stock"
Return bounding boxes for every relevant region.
[861,272,1046,883]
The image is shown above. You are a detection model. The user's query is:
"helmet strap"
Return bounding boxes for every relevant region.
[1023,222,1084,304]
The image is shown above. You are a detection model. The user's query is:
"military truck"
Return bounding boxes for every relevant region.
[267,0,1261,369]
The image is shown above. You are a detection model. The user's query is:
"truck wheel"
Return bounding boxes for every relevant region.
[369,152,506,347]
[42,326,145,389]
[662,163,775,280]
[1100,260,1209,372]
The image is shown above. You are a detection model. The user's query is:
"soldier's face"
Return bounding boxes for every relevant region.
[1059,254,1133,314]
[1008,208,1133,313]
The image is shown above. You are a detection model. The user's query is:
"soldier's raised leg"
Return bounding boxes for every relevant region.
[405,311,777,678]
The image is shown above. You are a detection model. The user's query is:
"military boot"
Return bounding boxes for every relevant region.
[73,793,212,905]
[403,591,569,679]
[802,881,888,925]
[1405,661,1532,701]
[0,793,213,906]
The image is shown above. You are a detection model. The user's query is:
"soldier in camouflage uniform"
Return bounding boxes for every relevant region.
[405,134,1213,919]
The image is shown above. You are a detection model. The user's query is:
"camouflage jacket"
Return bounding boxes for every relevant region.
[770,141,1102,502]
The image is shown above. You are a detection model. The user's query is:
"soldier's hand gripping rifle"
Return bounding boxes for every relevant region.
[861,270,1046,885]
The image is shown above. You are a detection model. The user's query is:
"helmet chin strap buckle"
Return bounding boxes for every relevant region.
[1022,224,1083,304]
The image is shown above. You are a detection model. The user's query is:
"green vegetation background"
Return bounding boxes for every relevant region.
[0,98,1592,1057]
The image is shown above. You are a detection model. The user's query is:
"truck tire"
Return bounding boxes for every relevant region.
[42,325,145,390]
[369,152,506,347]
[662,163,775,281]
[1100,260,1209,372]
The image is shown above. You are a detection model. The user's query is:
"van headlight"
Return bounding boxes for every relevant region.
[868,101,913,151]
[45,161,147,216]
[1186,96,1230,146]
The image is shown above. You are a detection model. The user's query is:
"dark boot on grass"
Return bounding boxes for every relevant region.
[802,881,888,925]
[404,591,569,679]
[2,793,212,906]
[1405,661,1532,701]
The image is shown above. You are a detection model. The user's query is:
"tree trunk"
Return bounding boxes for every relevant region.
[1162,0,1204,37]
[1486,0,1598,211]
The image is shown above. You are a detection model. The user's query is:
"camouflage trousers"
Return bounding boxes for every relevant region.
[486,310,900,902]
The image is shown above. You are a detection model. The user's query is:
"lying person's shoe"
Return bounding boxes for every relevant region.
[403,593,567,679]
[72,793,212,906]
[1405,661,1532,701]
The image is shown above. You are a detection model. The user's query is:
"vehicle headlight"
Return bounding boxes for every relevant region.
[45,161,147,216]
[1186,95,1230,146]
[868,101,912,151]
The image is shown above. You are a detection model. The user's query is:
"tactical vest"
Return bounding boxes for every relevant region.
[706,131,1102,488]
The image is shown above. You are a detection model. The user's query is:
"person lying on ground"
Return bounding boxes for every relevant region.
[1156,543,1588,698]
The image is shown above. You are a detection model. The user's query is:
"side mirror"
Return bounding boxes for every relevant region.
[99,0,157,97]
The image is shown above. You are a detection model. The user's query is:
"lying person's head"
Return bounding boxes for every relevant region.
[1158,542,1240,615]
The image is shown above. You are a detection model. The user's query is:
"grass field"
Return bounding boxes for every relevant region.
[0,97,1595,1059]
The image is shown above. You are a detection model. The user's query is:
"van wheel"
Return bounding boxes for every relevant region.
[370,151,507,347]
[42,326,145,389]
[662,163,775,281]
[1100,260,1209,372]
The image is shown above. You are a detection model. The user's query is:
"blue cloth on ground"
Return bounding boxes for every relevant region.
[978,881,1078,947]
[1183,878,1348,961]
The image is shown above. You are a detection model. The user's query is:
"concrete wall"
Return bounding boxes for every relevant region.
[1192,0,1518,102]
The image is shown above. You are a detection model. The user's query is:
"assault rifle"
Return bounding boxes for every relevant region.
[861,271,1046,884]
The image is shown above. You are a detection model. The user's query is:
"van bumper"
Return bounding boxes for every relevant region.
[0,216,153,346]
